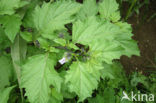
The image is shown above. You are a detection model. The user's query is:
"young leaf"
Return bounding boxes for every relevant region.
[33,1,81,39]
[98,0,120,22]
[0,86,15,103]
[65,61,99,102]
[21,54,63,103]
[0,15,22,42]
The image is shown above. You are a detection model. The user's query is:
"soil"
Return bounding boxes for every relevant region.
[120,0,156,75]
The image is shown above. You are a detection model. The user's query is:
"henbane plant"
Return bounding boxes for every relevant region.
[0,0,140,103]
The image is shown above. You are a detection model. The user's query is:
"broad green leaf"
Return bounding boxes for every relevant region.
[33,1,81,39]
[89,41,124,64]
[72,17,124,63]
[0,15,22,42]
[11,35,27,84]
[99,0,120,22]
[72,16,98,44]
[72,17,119,45]
[0,86,15,103]
[77,0,98,20]
[11,35,27,103]
[115,22,132,33]
[116,40,140,57]
[84,52,103,75]
[22,0,41,28]
[114,22,140,56]
[65,61,100,102]
[0,0,20,15]
[0,56,13,89]
[20,31,32,42]
[72,17,139,63]
[21,54,63,103]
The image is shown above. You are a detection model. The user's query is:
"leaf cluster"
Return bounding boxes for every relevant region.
[0,0,141,103]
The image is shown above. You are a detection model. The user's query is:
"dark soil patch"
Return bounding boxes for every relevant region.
[120,0,156,75]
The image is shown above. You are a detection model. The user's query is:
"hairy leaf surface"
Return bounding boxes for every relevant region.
[99,0,120,22]
[65,61,100,101]
[33,1,81,39]
[21,54,63,103]
[77,0,98,20]
[72,17,139,63]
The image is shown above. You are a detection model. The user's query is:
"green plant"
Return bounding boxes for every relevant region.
[0,0,140,103]
[123,0,150,20]
[87,62,156,103]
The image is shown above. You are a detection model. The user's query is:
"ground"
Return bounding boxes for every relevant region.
[120,0,156,75]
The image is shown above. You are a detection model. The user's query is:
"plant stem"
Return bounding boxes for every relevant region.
[125,0,137,20]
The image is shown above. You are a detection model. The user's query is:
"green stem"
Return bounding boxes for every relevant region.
[125,0,137,20]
